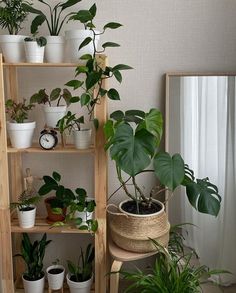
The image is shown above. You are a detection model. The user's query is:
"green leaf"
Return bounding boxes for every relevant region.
[52,171,61,182]
[103,22,123,30]
[102,42,120,49]
[74,217,82,226]
[79,37,92,50]
[154,152,185,190]
[56,185,65,198]
[60,0,82,11]
[80,54,92,60]
[80,93,91,106]
[72,10,93,23]
[107,88,120,100]
[70,96,80,103]
[31,14,46,34]
[186,178,221,216]
[104,120,114,140]
[22,4,42,14]
[112,64,133,71]
[89,3,97,17]
[110,110,124,121]
[38,183,57,196]
[51,207,63,215]
[65,80,84,90]
[50,88,61,101]
[86,72,102,90]
[75,66,88,75]
[99,88,107,97]
[110,124,156,176]
[113,70,122,83]
[93,118,99,130]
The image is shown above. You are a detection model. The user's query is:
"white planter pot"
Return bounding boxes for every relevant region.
[0,35,26,63]
[17,205,36,228]
[66,273,93,293]
[45,36,65,63]
[74,129,92,149]
[24,41,45,63]
[22,274,45,293]
[7,121,36,149]
[43,105,67,128]
[65,30,100,63]
[46,265,65,290]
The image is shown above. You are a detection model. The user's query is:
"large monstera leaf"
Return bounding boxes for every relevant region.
[110,123,156,176]
[154,152,185,190]
[186,178,221,216]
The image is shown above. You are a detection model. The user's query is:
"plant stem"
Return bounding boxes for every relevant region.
[132,176,139,213]
[116,165,136,201]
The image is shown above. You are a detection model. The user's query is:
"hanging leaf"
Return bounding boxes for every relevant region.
[50,88,61,101]
[103,22,123,30]
[80,93,91,106]
[79,37,92,50]
[102,42,120,49]
[113,70,122,83]
[60,0,82,11]
[85,72,102,90]
[65,80,84,90]
[112,64,133,71]
[31,14,46,34]
[89,3,97,17]
[107,88,120,100]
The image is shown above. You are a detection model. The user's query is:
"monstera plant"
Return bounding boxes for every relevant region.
[104,108,221,217]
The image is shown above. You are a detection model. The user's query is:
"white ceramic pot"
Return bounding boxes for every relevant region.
[43,105,67,128]
[7,121,36,149]
[17,206,36,228]
[74,129,92,149]
[46,265,65,290]
[66,273,93,293]
[0,35,26,63]
[24,41,45,63]
[22,274,45,293]
[65,30,100,63]
[45,36,65,63]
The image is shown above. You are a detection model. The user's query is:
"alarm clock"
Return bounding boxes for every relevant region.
[39,129,58,150]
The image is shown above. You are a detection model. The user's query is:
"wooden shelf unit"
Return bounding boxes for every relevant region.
[0,55,107,293]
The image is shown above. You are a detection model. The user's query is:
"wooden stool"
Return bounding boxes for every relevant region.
[109,239,158,293]
[48,288,63,293]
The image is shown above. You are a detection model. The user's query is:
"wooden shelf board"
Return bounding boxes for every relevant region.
[7,144,95,154]
[3,62,78,67]
[11,218,91,234]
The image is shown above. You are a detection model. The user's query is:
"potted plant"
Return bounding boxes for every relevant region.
[15,233,51,293]
[38,171,75,223]
[23,0,82,63]
[0,0,29,62]
[57,111,91,149]
[46,259,65,291]
[30,87,73,128]
[24,35,47,63]
[65,3,132,125]
[5,98,35,149]
[66,244,94,293]
[10,189,41,229]
[104,108,222,252]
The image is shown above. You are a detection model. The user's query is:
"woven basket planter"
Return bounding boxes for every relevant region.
[107,199,170,253]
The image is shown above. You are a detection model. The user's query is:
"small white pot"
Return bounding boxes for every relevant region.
[22,274,45,293]
[45,36,65,63]
[43,105,67,128]
[46,265,65,290]
[17,205,36,228]
[74,129,92,149]
[66,273,93,293]
[0,35,26,63]
[7,121,36,149]
[24,41,45,63]
[65,30,100,63]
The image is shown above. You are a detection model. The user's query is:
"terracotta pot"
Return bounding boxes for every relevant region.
[44,197,66,223]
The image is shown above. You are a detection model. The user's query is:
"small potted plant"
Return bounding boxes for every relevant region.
[105,108,222,252]
[23,0,82,63]
[10,189,41,229]
[24,34,47,63]
[5,99,35,149]
[38,171,75,223]
[0,0,29,62]
[30,87,73,128]
[46,259,65,291]
[66,244,94,293]
[15,233,51,293]
[57,111,91,149]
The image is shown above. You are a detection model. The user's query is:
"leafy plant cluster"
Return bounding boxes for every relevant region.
[104,109,221,216]
[0,0,30,34]
[65,3,132,124]
[67,243,94,282]
[23,0,82,36]
[24,35,47,47]
[5,99,34,123]
[10,189,41,211]
[57,111,84,134]
[16,233,51,281]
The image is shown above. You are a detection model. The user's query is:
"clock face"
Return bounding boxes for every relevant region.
[39,132,57,150]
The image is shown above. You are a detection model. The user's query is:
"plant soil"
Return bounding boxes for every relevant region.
[121,200,162,215]
[19,206,34,212]
[23,272,44,281]
[48,268,64,274]
[70,274,90,282]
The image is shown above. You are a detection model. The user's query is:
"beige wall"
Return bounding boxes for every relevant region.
[2,0,236,272]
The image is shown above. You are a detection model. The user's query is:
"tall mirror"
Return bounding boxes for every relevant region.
[166,73,236,284]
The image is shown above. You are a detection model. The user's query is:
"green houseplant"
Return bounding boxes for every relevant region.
[66,243,95,293]
[104,108,221,252]
[0,0,30,62]
[23,0,82,63]
[16,233,51,293]
[24,34,47,63]
[30,87,73,128]
[5,98,36,149]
